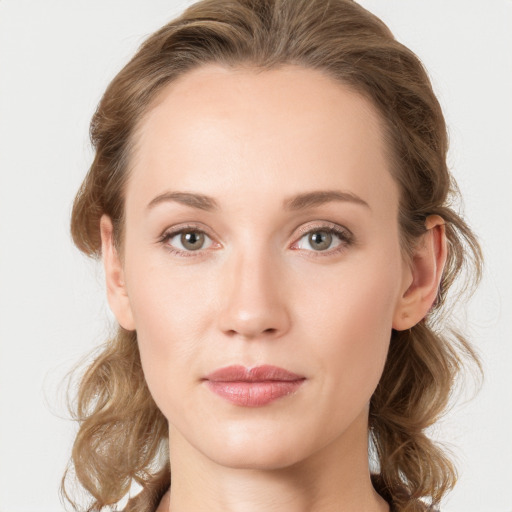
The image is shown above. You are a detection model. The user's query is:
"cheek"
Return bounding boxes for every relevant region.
[295,248,403,394]
[126,245,217,333]
[123,257,218,411]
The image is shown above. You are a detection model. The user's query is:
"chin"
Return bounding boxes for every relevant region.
[205,440,306,471]
[192,418,320,471]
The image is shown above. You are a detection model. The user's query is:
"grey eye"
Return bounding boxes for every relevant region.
[294,226,349,253]
[180,231,206,251]
[164,229,214,253]
[308,231,333,251]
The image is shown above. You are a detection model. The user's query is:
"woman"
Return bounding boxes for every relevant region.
[63,0,482,511]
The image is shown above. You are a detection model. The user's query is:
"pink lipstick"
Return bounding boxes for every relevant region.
[203,365,305,407]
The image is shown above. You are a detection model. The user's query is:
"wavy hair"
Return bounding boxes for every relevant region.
[63,0,483,511]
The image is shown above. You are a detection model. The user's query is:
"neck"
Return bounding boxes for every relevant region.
[163,411,389,512]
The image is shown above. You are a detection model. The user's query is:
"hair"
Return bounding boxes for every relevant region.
[63,1,483,511]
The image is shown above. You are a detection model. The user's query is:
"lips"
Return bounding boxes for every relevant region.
[203,365,305,407]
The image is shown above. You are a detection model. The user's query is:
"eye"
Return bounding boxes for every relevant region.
[160,226,215,255]
[292,224,353,255]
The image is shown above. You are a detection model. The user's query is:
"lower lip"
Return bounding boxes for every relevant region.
[205,380,304,407]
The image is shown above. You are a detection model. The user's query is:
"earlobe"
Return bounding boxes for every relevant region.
[392,215,447,331]
[100,215,136,331]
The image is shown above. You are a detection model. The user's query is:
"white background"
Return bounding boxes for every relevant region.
[0,1,510,511]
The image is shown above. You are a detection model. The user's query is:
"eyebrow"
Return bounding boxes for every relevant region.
[283,190,370,211]
[146,189,370,212]
[147,191,219,211]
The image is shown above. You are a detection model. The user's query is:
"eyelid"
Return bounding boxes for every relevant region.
[159,222,213,238]
[158,220,354,257]
[290,221,354,256]
[293,220,352,239]
[158,223,221,257]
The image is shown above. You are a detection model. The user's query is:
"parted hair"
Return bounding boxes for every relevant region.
[63,0,482,511]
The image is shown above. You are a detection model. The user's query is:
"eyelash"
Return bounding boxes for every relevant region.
[158,222,354,259]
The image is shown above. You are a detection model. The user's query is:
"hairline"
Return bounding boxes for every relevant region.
[112,61,416,264]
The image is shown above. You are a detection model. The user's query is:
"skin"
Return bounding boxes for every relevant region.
[101,64,446,512]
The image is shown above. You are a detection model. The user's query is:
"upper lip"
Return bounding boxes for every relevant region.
[204,365,304,382]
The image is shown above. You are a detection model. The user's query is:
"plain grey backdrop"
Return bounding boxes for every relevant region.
[0,1,511,511]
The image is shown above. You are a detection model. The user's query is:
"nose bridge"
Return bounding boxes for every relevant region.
[217,239,290,339]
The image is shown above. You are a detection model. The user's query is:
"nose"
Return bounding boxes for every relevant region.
[217,247,291,340]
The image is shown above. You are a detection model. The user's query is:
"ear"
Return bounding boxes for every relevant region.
[392,215,447,331]
[100,215,135,331]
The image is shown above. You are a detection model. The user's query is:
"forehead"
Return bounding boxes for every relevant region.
[127,64,398,218]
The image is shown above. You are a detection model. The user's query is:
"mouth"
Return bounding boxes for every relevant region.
[203,365,306,407]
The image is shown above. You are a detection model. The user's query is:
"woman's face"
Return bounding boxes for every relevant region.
[110,64,412,469]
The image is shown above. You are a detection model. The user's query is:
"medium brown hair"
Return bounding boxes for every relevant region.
[64,1,482,511]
